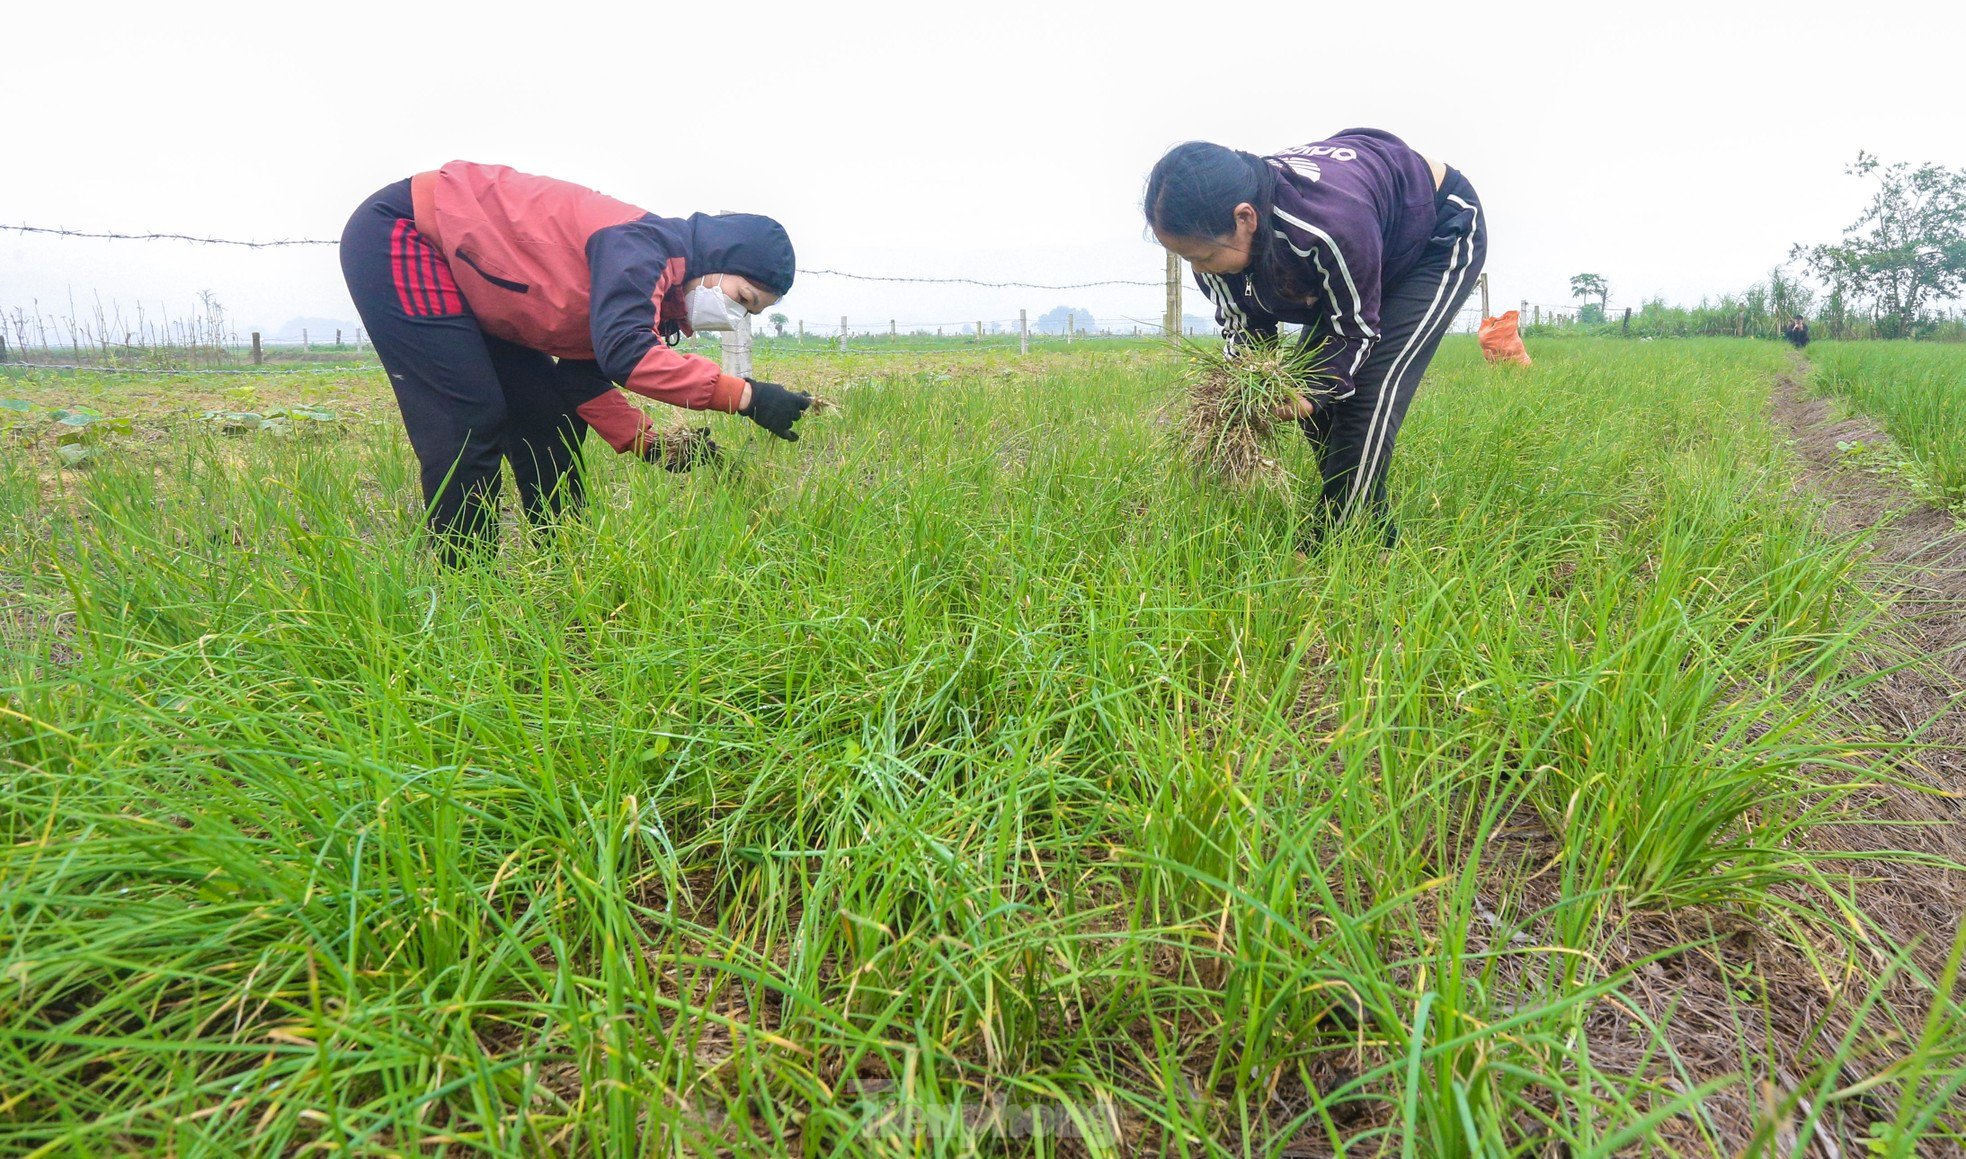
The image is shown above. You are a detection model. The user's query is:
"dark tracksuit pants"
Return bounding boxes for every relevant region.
[340,180,614,559]
[1301,168,1487,544]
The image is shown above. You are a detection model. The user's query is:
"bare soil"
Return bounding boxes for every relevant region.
[1771,357,1965,812]
[1753,357,1966,1151]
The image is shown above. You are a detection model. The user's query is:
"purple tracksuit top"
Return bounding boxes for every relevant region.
[1192,127,1442,399]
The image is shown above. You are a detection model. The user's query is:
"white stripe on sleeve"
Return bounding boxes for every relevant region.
[1273,208,1373,340]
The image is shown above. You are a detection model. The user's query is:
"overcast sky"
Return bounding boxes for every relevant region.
[4,0,1962,340]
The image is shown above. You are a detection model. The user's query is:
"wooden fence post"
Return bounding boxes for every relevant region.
[1164,251,1181,337]
[840,316,848,353]
[890,319,897,340]
[335,329,342,346]
[302,328,309,351]
[1020,309,1028,355]
[251,332,262,365]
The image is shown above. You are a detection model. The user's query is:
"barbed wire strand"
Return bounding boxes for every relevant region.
[8,225,339,248]
[797,269,1161,289]
[8,224,1162,290]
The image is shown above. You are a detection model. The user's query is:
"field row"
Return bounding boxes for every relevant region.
[1809,341,1966,513]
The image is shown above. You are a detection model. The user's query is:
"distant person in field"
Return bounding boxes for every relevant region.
[1147,130,1486,546]
[340,162,813,561]
[1784,315,1811,349]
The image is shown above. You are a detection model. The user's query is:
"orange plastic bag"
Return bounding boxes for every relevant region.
[1478,310,1532,366]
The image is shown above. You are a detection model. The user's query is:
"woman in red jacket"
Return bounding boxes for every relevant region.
[340,161,813,560]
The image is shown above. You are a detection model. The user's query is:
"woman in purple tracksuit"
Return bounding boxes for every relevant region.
[1147,129,1486,545]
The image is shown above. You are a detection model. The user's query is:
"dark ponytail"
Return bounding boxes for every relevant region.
[1145,141,1303,301]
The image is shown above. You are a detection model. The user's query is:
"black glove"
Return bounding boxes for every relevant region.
[643,427,721,472]
[739,378,812,442]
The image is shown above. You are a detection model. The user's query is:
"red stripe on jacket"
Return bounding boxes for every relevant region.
[429,245,462,314]
[390,218,464,318]
[390,220,417,315]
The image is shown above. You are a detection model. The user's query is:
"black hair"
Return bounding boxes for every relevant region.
[1144,141,1304,300]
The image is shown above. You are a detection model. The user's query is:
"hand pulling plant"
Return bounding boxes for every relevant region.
[646,424,724,472]
[1174,335,1335,491]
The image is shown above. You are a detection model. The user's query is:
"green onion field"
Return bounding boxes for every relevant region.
[2,336,1962,1156]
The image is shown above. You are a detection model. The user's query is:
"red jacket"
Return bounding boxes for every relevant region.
[410,162,747,453]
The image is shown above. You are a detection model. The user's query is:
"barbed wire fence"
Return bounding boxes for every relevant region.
[3,221,1493,376]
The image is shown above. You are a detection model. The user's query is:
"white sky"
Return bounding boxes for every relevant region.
[4,0,1962,340]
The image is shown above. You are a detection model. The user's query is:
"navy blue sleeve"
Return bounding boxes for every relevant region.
[586,218,743,412]
[1294,316,1361,403]
[586,218,681,385]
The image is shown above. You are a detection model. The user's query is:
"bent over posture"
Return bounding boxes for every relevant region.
[1148,129,1486,544]
[341,161,812,559]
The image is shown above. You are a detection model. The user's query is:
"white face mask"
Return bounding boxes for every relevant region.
[684,277,751,332]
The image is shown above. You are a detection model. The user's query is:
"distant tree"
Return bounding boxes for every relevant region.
[1569,273,1610,322]
[1036,305,1096,335]
[1817,280,1850,339]
[767,312,788,338]
[1794,152,1966,339]
[1766,266,1814,327]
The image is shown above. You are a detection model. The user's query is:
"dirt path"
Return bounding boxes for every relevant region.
[1772,355,1966,954]
[1773,356,1964,772]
